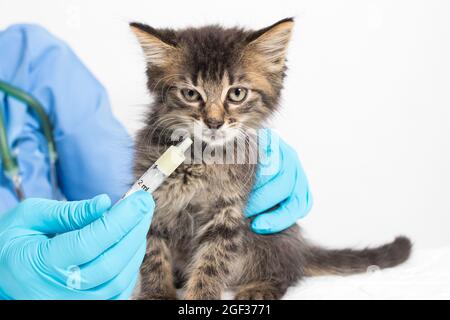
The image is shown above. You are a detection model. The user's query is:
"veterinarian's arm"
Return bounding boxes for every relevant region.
[0,191,153,300]
[0,24,132,206]
[246,129,313,234]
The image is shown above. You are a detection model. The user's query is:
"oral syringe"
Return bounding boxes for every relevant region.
[118,137,193,201]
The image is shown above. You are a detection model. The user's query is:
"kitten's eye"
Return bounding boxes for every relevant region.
[227,87,248,103]
[181,89,201,102]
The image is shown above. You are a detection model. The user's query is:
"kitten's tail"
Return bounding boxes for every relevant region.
[304,236,412,276]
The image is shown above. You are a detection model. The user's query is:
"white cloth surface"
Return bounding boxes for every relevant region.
[282,247,450,300]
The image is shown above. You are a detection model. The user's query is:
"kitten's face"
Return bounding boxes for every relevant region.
[131,19,294,146]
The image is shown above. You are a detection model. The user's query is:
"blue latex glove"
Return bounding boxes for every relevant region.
[0,191,154,300]
[246,129,313,234]
[0,24,133,213]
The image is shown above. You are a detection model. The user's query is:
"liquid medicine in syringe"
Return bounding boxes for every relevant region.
[118,137,193,202]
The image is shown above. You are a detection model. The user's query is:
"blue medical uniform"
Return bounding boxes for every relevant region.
[0,24,133,213]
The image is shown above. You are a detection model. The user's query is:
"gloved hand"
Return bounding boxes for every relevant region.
[0,190,154,300]
[246,129,313,234]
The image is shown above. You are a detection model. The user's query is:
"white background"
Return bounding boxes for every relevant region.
[1,0,449,250]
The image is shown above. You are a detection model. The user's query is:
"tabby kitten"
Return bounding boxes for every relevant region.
[130,18,411,300]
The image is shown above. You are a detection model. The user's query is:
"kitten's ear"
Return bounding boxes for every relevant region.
[130,22,178,67]
[245,18,294,72]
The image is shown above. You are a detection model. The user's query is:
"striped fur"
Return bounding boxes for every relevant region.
[131,18,412,300]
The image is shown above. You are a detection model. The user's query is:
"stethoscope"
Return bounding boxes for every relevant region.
[0,80,58,201]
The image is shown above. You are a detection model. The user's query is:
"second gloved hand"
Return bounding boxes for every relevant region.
[0,190,154,300]
[246,129,313,234]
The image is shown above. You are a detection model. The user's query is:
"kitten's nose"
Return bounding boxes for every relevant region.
[205,118,224,129]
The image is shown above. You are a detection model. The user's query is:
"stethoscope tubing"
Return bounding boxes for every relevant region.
[0,80,58,201]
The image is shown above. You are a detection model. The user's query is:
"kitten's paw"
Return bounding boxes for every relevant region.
[234,283,285,300]
[183,287,220,300]
[135,292,178,300]
[183,276,222,300]
[234,289,280,300]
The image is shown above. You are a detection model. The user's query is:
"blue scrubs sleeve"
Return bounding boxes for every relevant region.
[0,24,133,209]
